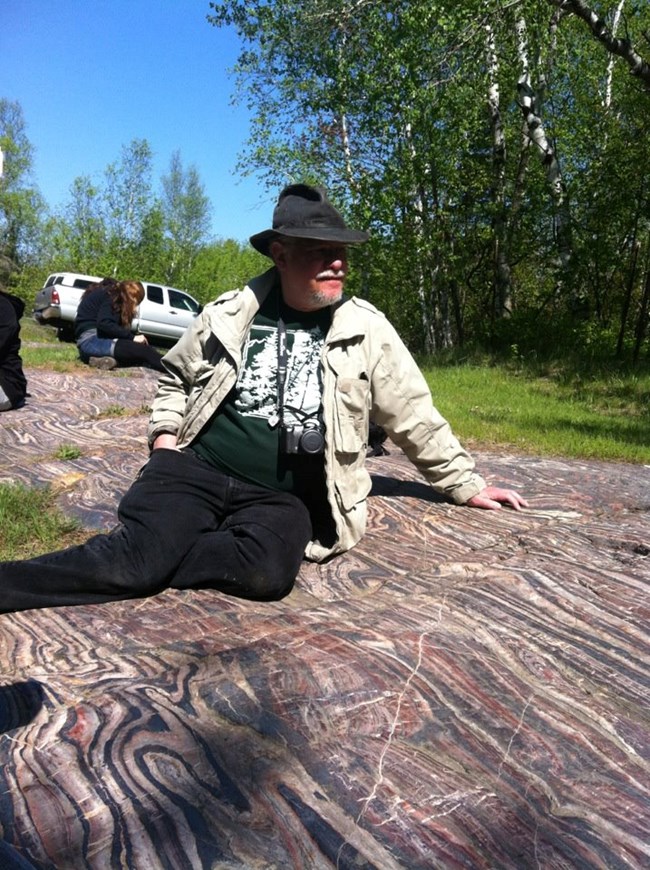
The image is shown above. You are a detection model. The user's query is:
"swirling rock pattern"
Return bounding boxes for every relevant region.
[0,369,648,869]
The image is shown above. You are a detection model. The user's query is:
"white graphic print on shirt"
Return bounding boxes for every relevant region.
[235,322,325,427]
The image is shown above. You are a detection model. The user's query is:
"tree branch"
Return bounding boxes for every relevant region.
[549,0,650,88]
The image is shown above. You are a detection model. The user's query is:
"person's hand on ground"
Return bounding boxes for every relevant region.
[466,486,528,511]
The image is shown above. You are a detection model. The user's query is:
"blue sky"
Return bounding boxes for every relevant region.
[1,0,275,243]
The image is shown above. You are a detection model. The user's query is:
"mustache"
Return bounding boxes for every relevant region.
[316,269,345,280]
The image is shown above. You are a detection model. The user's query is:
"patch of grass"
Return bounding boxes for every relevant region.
[421,361,650,463]
[0,483,91,560]
[54,443,83,460]
[99,405,127,418]
[19,319,82,370]
[19,318,59,344]
[92,404,152,420]
[22,345,81,370]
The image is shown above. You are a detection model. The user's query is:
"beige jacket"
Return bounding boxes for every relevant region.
[149,268,486,561]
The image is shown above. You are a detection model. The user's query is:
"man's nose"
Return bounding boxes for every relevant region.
[328,252,346,270]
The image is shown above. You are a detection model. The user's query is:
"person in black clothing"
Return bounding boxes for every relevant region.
[0,290,28,411]
[75,279,165,372]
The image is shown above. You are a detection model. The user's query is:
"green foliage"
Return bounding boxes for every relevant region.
[185,238,268,303]
[1,126,264,307]
[53,443,83,461]
[47,175,107,275]
[36,139,215,292]
[5,0,650,361]
[10,261,48,308]
[0,98,46,269]
[208,0,650,359]
[134,204,168,281]
[104,139,154,246]
[161,150,212,288]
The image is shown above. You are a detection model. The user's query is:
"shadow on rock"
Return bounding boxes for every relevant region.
[370,473,447,502]
[0,680,45,734]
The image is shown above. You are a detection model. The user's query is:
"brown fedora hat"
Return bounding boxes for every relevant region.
[250,184,369,256]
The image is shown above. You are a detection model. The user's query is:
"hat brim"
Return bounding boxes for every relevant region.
[250,226,370,257]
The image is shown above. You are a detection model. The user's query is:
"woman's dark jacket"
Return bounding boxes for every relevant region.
[74,287,134,341]
[0,291,28,407]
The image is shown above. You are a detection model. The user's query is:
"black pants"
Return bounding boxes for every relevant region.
[114,338,165,372]
[0,450,313,613]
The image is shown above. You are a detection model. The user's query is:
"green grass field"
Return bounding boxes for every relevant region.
[422,362,650,464]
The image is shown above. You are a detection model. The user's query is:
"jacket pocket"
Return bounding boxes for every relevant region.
[334,465,372,511]
[331,376,371,511]
[334,376,370,452]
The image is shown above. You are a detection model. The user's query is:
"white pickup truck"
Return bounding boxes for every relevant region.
[33,272,202,344]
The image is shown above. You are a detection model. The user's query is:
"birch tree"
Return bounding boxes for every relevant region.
[485,21,513,319]
[161,150,212,286]
[209,0,650,355]
[209,0,491,349]
[103,139,154,250]
[547,0,650,89]
[0,99,44,267]
[514,10,574,294]
[56,176,107,274]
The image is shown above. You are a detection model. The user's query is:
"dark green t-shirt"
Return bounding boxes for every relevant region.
[191,287,331,495]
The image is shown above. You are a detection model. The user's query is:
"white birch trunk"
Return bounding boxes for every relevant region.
[516,12,573,281]
[339,111,356,194]
[404,122,439,353]
[549,0,650,89]
[485,22,513,318]
[605,0,625,109]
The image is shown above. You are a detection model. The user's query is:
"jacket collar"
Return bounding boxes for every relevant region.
[327,296,365,344]
[218,267,365,346]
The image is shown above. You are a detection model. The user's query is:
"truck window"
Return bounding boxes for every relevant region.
[147,285,164,305]
[169,289,200,313]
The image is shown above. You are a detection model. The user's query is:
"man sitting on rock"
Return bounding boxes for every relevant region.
[0,184,527,613]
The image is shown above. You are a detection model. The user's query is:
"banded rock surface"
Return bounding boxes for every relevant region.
[0,368,648,869]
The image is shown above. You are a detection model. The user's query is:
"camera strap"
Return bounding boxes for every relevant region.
[275,316,289,428]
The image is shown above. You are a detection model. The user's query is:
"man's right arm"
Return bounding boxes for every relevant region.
[147,310,209,449]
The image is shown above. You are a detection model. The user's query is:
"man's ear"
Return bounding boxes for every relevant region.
[269,240,287,269]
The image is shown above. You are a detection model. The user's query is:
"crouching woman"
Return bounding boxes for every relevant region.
[75,278,165,372]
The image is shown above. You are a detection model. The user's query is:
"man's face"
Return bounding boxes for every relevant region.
[272,240,349,311]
